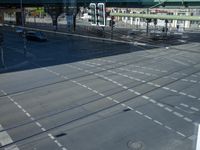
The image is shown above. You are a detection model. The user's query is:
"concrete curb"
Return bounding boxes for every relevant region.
[0,60,29,73]
[0,47,35,73]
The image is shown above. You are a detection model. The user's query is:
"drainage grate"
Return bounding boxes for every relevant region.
[127,140,145,150]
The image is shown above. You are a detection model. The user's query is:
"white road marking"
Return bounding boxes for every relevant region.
[14,102,18,105]
[26,112,31,117]
[99,93,105,96]
[113,100,120,103]
[176,131,186,137]
[191,80,197,83]
[134,91,141,95]
[128,89,134,93]
[149,99,156,103]
[188,95,197,99]
[154,120,163,126]
[117,83,122,86]
[164,126,172,130]
[171,89,178,93]
[87,87,92,91]
[2,90,68,149]
[75,63,196,126]
[22,109,26,113]
[135,110,143,115]
[144,115,152,120]
[191,107,199,112]
[123,86,128,89]
[173,112,184,118]
[184,117,192,122]
[121,103,126,107]
[142,95,150,100]
[16,104,22,109]
[48,133,55,140]
[92,90,98,93]
[54,140,62,147]
[64,76,69,80]
[154,84,161,87]
[162,87,170,90]
[107,97,113,100]
[179,92,187,96]
[165,107,173,112]
[147,82,154,86]
[181,79,188,82]
[41,64,191,140]
[0,125,19,149]
[41,128,46,131]
[127,106,134,110]
[180,103,200,112]
[180,103,189,107]
[82,85,87,88]
[36,122,42,127]
[157,103,164,107]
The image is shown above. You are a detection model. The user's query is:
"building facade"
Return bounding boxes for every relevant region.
[111,8,200,29]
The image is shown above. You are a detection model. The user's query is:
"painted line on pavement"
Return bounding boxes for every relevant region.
[0,125,19,150]
[79,62,195,124]
[0,90,68,150]
[41,64,188,140]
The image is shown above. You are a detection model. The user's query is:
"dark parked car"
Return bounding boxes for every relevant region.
[25,31,47,42]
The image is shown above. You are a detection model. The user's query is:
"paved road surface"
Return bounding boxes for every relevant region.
[0,27,200,150]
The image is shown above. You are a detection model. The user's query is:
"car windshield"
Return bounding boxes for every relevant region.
[1,1,200,150]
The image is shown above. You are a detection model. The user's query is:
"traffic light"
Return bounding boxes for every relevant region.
[88,3,97,25]
[97,3,106,26]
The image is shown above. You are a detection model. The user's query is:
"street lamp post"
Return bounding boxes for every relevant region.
[0,33,4,67]
[20,0,27,57]
[20,0,24,27]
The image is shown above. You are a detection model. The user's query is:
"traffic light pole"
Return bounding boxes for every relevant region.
[102,27,105,38]
[110,17,114,39]
[111,25,113,39]
[165,19,168,37]
[23,33,27,57]
[146,20,149,36]
[0,46,4,67]
[146,9,149,36]
[153,19,157,39]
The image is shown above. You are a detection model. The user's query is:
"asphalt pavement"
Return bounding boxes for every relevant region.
[0,26,200,150]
